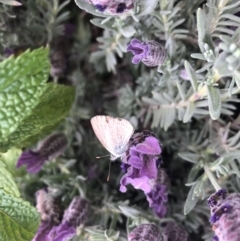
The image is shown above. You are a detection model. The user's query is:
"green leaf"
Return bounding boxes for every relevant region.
[90,18,117,32]
[0,162,20,197]
[0,148,25,177]
[0,190,40,241]
[207,85,221,120]
[233,70,240,89]
[0,47,50,139]
[178,152,200,163]
[184,61,198,92]
[75,0,107,17]
[120,26,136,38]
[196,8,214,55]
[0,0,21,6]
[183,101,195,123]
[214,52,232,78]
[184,183,200,215]
[0,83,75,151]
[137,0,158,16]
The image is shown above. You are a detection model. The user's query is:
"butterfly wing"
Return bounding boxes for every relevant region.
[91,115,134,159]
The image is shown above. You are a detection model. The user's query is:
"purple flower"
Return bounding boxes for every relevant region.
[85,0,136,15]
[146,184,168,218]
[16,133,67,173]
[208,189,227,208]
[35,188,60,224]
[161,221,188,241]
[127,39,167,67]
[32,195,89,241]
[128,223,161,241]
[146,169,170,218]
[208,190,240,241]
[63,197,89,227]
[95,4,107,12]
[48,222,76,241]
[120,131,161,194]
[32,221,54,241]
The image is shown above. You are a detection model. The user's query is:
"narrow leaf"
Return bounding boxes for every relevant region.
[184,183,200,215]
[207,85,221,120]
[183,101,195,123]
[184,61,198,92]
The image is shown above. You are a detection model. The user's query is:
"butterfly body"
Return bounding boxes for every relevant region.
[91,115,134,160]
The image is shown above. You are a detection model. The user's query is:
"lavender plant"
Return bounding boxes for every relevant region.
[1,0,240,240]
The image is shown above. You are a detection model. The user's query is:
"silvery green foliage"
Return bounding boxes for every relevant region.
[73,0,240,240]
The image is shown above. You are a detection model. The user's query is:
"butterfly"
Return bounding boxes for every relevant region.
[91,115,134,160]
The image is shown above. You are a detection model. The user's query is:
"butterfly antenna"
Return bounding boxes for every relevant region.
[107,160,112,182]
[96,154,110,159]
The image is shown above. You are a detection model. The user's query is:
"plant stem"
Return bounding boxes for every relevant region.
[204,164,221,191]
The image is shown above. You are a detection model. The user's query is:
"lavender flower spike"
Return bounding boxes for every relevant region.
[208,189,240,241]
[127,38,167,67]
[49,197,89,241]
[128,223,161,241]
[16,133,67,173]
[120,131,161,194]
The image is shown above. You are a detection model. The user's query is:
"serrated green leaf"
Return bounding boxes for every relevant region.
[0,163,20,197]
[0,189,40,241]
[184,61,198,92]
[0,83,75,151]
[207,85,221,120]
[183,101,195,123]
[184,183,200,215]
[0,148,25,177]
[0,47,50,139]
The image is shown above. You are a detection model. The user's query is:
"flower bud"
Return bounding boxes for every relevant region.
[161,221,188,241]
[16,133,67,173]
[35,188,60,224]
[128,223,161,241]
[208,189,240,241]
[127,39,167,67]
[63,197,89,227]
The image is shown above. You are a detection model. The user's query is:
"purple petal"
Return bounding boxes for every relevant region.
[49,221,76,241]
[128,155,142,169]
[132,55,142,64]
[127,39,141,49]
[32,221,53,241]
[16,151,47,174]
[146,184,168,218]
[135,137,161,155]
[139,156,158,179]
[120,167,152,194]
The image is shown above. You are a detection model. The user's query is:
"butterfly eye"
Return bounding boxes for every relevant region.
[116,3,126,13]
[95,4,107,12]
